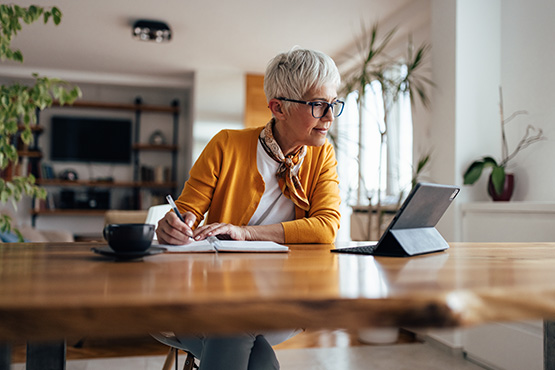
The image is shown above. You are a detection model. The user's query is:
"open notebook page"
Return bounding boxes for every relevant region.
[158,239,289,253]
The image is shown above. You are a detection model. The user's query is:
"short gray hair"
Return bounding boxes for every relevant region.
[264,48,340,103]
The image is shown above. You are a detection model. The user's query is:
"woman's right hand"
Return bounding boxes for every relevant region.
[156,211,196,245]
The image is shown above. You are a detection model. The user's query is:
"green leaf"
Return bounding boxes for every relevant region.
[463,156,501,185]
[12,50,22,62]
[0,4,72,235]
[416,154,430,174]
[13,228,24,242]
[20,129,32,144]
[491,166,506,195]
[0,191,8,204]
[51,7,62,25]
[28,6,37,18]
[482,156,499,167]
[463,161,485,185]
[71,86,82,100]
[0,214,11,233]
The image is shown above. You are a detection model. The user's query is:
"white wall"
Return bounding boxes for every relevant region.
[429,0,501,242]
[500,0,555,201]
[193,68,245,161]
[430,0,555,213]
[425,0,555,352]
[424,0,501,349]
[428,0,457,242]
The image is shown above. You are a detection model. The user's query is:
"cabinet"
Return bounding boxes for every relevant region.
[459,201,554,370]
[29,97,180,225]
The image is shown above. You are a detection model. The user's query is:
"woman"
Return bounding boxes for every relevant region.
[156,48,343,370]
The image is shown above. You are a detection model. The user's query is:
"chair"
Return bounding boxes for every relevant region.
[0,208,74,242]
[104,209,149,225]
[151,332,198,370]
[145,204,172,240]
[145,204,199,369]
[104,206,198,369]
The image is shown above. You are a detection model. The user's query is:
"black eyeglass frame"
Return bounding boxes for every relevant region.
[276,97,345,118]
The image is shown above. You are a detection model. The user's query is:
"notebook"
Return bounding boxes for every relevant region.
[158,236,289,253]
[332,183,460,257]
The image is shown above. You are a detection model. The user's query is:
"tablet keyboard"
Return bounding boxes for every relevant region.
[331,244,377,255]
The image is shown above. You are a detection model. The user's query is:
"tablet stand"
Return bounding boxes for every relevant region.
[371,227,449,257]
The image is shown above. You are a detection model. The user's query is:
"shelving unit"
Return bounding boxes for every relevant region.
[0,124,44,180]
[36,179,178,188]
[29,97,181,225]
[31,209,108,217]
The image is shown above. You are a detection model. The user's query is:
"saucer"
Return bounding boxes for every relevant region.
[91,246,165,261]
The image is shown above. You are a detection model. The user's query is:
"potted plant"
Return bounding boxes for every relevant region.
[463,87,545,201]
[333,22,433,239]
[0,4,81,239]
[338,23,433,205]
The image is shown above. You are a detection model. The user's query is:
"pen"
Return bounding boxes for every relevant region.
[166,194,194,240]
[166,194,185,223]
[206,235,220,253]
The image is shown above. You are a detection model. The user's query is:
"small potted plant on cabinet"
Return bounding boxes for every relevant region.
[463,87,546,201]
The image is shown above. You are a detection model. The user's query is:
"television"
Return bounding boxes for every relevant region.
[50,116,132,164]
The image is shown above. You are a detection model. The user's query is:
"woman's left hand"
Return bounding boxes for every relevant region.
[193,223,251,241]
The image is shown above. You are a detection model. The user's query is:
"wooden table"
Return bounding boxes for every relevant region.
[2,242,555,368]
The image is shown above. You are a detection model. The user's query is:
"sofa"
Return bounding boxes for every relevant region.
[0,208,74,243]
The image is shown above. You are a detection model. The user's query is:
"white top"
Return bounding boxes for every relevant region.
[251,139,300,346]
[248,140,295,226]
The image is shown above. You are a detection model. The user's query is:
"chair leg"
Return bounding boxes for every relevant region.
[183,351,196,370]
[161,347,176,370]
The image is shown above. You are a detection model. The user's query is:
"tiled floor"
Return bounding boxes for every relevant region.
[11,342,486,370]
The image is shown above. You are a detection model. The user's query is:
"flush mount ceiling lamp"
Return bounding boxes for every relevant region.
[132,20,172,43]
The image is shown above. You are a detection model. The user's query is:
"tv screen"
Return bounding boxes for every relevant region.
[50,116,132,164]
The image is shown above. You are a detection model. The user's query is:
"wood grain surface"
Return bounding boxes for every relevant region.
[1,242,555,342]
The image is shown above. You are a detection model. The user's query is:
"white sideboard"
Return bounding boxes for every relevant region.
[458,202,555,369]
[462,201,555,242]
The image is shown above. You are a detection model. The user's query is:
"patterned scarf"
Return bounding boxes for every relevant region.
[259,119,309,211]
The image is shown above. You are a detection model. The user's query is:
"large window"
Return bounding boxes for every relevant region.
[332,66,413,207]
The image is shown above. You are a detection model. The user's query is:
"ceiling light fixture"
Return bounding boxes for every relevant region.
[132,20,172,43]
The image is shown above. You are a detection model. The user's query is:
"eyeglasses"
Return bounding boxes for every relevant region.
[277,98,345,119]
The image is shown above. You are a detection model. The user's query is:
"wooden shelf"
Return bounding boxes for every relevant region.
[17,125,44,133]
[37,179,177,189]
[52,100,180,114]
[133,144,178,151]
[37,179,130,187]
[137,181,178,189]
[17,150,42,158]
[31,209,108,216]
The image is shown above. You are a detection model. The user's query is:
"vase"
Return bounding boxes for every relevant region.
[487,173,514,201]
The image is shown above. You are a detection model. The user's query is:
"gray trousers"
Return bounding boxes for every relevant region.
[175,333,280,370]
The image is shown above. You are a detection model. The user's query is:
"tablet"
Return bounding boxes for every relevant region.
[332,183,460,257]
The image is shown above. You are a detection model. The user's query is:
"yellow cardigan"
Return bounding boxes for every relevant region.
[175,126,341,243]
